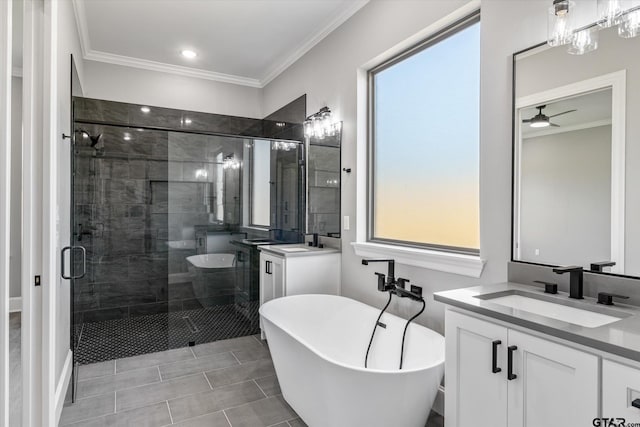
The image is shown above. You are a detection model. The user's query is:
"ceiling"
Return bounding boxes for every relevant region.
[521,89,613,138]
[74,0,369,87]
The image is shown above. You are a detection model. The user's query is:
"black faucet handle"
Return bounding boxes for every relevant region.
[597,292,629,306]
[534,280,558,294]
[396,278,409,289]
[374,272,387,292]
[590,261,616,272]
[552,265,583,274]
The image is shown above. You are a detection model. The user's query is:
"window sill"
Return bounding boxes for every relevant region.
[351,241,485,278]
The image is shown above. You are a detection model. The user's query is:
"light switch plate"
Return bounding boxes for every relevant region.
[343,216,350,230]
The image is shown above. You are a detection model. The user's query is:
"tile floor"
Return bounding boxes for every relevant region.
[61,333,444,427]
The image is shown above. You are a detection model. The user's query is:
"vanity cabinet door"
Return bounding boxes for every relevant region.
[259,253,285,339]
[603,359,640,423]
[445,310,508,427]
[259,253,285,306]
[507,329,598,427]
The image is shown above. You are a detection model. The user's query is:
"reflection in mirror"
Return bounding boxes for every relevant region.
[306,129,341,237]
[250,139,271,227]
[516,90,612,269]
[245,139,303,241]
[513,23,640,276]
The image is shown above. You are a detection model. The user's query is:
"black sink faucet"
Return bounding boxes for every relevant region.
[552,266,584,299]
[590,261,616,272]
[362,259,395,291]
[306,233,319,247]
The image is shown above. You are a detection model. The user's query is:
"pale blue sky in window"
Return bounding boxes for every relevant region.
[373,21,480,249]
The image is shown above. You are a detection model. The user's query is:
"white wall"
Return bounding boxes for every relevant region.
[520,126,612,266]
[53,0,85,418]
[83,60,263,118]
[10,76,21,299]
[262,0,549,334]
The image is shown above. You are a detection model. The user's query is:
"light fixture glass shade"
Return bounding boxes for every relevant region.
[548,0,575,46]
[303,107,341,139]
[598,0,623,27]
[618,8,640,37]
[568,26,599,54]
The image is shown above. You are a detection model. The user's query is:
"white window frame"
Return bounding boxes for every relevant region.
[352,3,485,278]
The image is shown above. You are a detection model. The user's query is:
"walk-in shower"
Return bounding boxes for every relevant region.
[70,98,304,372]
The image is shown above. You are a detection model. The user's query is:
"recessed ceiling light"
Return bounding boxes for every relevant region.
[140,106,150,113]
[184,118,192,125]
[123,133,131,141]
[181,50,197,59]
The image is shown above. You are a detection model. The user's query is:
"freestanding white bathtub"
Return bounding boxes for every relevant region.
[259,294,445,427]
[186,253,237,305]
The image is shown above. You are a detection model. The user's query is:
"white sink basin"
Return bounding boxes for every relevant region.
[485,294,623,328]
[278,247,311,253]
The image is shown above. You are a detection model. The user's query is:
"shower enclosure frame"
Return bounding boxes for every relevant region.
[69,109,305,385]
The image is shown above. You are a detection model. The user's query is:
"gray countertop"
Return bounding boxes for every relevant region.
[434,282,640,362]
[258,243,340,258]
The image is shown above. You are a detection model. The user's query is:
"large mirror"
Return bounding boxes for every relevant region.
[513,23,640,277]
[306,130,342,237]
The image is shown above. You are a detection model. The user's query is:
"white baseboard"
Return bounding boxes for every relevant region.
[9,297,21,312]
[433,385,444,416]
[55,350,73,424]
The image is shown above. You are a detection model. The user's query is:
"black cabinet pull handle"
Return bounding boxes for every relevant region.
[507,345,518,380]
[266,261,272,275]
[492,340,502,373]
[632,399,640,409]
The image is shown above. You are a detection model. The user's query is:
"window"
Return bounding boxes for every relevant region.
[368,13,480,255]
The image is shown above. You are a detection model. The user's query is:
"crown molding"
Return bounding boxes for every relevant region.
[260,0,369,86]
[72,0,369,89]
[71,0,90,57]
[84,50,263,87]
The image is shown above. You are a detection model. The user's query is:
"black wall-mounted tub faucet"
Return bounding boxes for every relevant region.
[552,266,584,299]
[362,259,395,291]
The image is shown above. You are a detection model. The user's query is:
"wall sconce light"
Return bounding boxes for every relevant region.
[223,155,240,170]
[304,106,342,140]
[272,141,297,151]
[547,0,640,55]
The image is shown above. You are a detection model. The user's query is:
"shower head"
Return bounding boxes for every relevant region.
[77,129,103,148]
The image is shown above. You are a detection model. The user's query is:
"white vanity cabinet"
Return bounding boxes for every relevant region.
[259,248,340,307]
[445,309,599,427]
[603,359,640,423]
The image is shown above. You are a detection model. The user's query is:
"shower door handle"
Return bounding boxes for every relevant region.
[61,246,87,280]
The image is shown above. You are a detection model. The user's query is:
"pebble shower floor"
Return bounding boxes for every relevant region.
[74,302,260,365]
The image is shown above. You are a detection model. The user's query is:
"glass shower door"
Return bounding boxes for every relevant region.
[166,132,255,348]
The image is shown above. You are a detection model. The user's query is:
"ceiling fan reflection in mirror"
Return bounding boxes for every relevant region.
[523,105,577,128]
